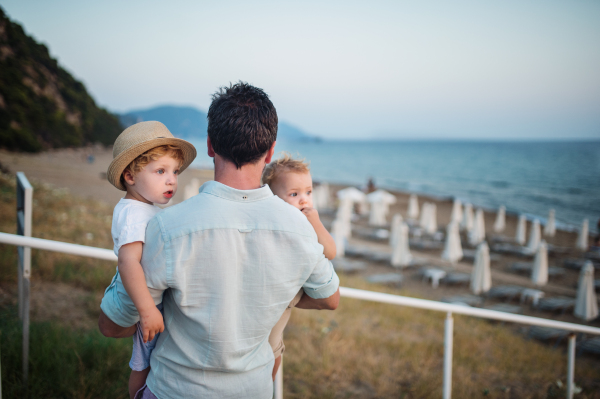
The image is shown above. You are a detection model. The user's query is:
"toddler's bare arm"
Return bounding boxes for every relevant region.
[118,242,164,342]
[301,208,336,260]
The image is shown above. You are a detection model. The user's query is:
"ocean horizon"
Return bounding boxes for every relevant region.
[190,138,600,234]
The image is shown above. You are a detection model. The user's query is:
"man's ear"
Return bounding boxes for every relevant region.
[207,136,215,157]
[264,141,276,164]
[122,169,135,186]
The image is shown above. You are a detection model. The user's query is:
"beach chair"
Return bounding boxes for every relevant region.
[527,326,568,347]
[485,285,527,302]
[442,272,471,286]
[332,258,368,273]
[578,336,600,355]
[441,295,483,307]
[484,303,522,314]
[366,273,403,286]
[536,296,576,314]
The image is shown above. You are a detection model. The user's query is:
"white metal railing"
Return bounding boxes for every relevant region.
[1,232,599,399]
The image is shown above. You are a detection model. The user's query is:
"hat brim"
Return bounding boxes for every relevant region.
[107,138,197,191]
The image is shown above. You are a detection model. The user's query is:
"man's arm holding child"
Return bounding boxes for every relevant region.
[99,217,169,338]
[301,207,336,260]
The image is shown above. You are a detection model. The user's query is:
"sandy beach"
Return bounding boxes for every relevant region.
[0,146,596,328]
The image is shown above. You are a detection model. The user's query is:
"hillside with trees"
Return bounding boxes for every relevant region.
[0,7,122,152]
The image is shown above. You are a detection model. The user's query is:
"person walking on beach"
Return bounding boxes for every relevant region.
[98,82,340,399]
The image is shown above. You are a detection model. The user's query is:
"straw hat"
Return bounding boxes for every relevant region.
[107,121,197,191]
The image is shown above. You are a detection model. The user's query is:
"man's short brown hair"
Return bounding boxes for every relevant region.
[262,153,310,187]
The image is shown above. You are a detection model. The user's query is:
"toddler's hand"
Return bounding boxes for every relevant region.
[139,306,164,343]
[301,207,320,224]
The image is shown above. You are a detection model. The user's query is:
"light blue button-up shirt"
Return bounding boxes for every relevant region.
[101,181,340,398]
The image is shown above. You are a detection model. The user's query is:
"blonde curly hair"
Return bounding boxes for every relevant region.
[262,152,310,187]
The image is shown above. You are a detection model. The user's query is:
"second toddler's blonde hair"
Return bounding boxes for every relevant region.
[262,153,310,187]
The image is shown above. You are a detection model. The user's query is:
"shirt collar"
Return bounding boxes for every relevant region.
[198,180,274,202]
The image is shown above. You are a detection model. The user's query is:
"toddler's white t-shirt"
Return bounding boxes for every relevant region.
[111,198,161,256]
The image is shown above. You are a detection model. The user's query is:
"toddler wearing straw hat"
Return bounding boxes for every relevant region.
[101,121,196,398]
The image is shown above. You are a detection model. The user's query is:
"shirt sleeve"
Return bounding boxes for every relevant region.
[100,215,169,327]
[302,241,340,299]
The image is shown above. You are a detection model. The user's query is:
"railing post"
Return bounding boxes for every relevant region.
[566,333,575,399]
[16,172,32,388]
[274,355,283,399]
[443,312,453,399]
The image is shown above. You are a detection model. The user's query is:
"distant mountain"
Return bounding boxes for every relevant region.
[120,105,320,142]
[0,7,122,152]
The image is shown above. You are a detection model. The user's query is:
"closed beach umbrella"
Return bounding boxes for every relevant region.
[515,214,527,245]
[531,240,548,286]
[461,203,474,232]
[493,205,506,233]
[425,203,437,234]
[451,199,463,224]
[389,214,403,246]
[391,222,412,268]
[469,208,485,246]
[471,241,492,295]
[337,187,366,202]
[367,190,396,226]
[407,194,419,220]
[331,219,346,257]
[419,202,431,230]
[574,261,599,321]
[576,218,589,251]
[544,209,556,237]
[526,219,541,254]
[442,222,463,264]
[335,198,353,239]
[368,201,387,226]
[320,183,330,208]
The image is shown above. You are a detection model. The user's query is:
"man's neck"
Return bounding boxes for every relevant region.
[213,154,265,190]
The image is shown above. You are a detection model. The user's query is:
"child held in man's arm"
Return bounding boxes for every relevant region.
[102,121,196,399]
[261,153,336,379]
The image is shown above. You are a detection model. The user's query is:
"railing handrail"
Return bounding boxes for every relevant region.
[2,231,599,336]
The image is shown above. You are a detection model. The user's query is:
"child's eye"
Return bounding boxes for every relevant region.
[290,193,297,197]
[307,190,312,195]
[174,170,179,175]
[157,169,165,174]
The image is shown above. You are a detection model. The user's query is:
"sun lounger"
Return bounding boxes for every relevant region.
[564,258,600,270]
[344,245,372,258]
[409,239,444,250]
[536,297,576,313]
[527,326,568,341]
[332,258,368,273]
[441,295,483,307]
[366,273,403,286]
[509,263,566,278]
[443,272,471,285]
[484,303,522,314]
[579,337,600,355]
[463,249,501,262]
[485,285,527,301]
[490,243,532,257]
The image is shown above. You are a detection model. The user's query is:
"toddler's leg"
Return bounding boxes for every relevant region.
[272,355,282,381]
[129,368,150,399]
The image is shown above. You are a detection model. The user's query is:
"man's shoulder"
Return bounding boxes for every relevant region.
[153,191,316,239]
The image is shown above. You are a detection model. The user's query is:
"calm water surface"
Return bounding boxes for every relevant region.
[191,140,600,233]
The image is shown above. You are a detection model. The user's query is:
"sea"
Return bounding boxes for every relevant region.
[189,139,600,234]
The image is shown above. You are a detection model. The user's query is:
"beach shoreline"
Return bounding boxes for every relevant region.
[0,146,587,248]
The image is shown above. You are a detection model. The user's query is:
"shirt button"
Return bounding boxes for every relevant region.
[242,195,248,200]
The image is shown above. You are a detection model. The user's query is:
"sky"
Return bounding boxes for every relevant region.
[2,0,600,140]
